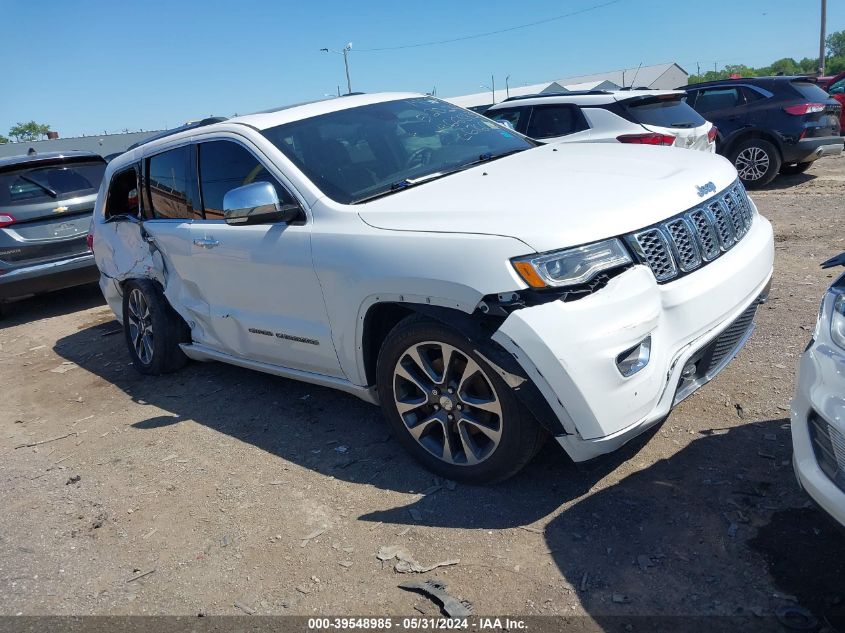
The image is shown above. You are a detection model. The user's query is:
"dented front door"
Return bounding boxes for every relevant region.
[187,219,344,378]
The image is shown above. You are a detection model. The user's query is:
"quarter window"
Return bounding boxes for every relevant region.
[197,140,298,220]
[105,166,140,219]
[147,146,195,220]
[525,105,588,139]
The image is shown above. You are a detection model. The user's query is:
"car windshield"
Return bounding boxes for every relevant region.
[625,95,706,129]
[261,97,535,204]
[790,80,833,102]
[0,159,106,206]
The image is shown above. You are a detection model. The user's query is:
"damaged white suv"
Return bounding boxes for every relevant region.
[92,93,774,482]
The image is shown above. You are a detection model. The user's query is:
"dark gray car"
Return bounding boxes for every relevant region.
[0,151,107,309]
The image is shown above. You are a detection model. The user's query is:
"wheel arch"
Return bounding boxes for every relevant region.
[722,128,784,159]
[359,300,567,436]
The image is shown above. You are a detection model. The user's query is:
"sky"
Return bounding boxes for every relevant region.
[2,0,842,138]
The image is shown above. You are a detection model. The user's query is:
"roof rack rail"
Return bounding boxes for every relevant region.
[125,117,228,151]
[502,90,612,103]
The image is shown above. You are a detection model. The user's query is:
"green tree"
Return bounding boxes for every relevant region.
[827,30,845,58]
[8,121,50,142]
[0,134,8,144]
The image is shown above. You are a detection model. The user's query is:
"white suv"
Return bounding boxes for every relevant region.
[91,93,773,483]
[485,90,717,151]
[791,253,845,527]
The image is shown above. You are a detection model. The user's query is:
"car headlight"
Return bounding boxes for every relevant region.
[831,293,845,349]
[512,238,632,289]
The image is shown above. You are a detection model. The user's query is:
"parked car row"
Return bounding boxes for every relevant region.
[481,76,844,189]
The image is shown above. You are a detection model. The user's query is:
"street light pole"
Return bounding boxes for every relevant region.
[819,0,827,75]
[320,43,353,94]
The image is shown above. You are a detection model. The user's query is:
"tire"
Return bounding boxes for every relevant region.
[122,279,189,375]
[376,314,546,484]
[730,139,781,188]
[780,161,813,175]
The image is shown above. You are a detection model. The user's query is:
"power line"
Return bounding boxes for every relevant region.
[355,0,623,52]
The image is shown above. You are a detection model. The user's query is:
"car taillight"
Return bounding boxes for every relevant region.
[707,125,718,143]
[617,133,676,146]
[86,232,94,251]
[784,103,826,115]
[0,213,17,228]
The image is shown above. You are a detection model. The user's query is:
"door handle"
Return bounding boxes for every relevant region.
[193,238,219,248]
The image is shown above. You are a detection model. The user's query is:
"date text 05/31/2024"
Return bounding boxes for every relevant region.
[306,618,527,630]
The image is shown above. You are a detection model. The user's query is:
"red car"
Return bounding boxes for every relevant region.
[817,71,845,132]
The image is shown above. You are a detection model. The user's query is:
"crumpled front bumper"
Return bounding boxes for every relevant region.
[492,214,774,462]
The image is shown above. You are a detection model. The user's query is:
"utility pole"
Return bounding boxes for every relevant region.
[819,0,827,75]
[491,74,496,104]
[320,43,353,94]
[505,75,510,99]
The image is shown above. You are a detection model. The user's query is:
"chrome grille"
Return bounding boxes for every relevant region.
[664,218,701,272]
[628,180,754,283]
[632,228,676,282]
[689,209,720,261]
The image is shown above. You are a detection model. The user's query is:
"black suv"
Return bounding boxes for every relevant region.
[679,77,843,187]
[0,151,107,311]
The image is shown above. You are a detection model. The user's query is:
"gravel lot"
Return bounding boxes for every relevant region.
[2,156,844,628]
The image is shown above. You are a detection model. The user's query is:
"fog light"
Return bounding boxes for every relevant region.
[681,361,698,379]
[616,336,651,377]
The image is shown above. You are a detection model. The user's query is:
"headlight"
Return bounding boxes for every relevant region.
[831,293,845,349]
[512,238,632,289]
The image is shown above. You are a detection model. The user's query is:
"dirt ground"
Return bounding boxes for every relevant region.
[1,156,844,629]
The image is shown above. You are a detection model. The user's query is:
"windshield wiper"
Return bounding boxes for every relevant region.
[350,148,529,204]
[19,175,58,198]
[351,171,460,204]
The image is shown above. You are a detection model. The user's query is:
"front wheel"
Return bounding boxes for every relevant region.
[122,279,189,375]
[376,315,545,483]
[731,139,781,188]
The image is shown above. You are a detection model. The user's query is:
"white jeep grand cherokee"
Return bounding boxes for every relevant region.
[91,93,774,483]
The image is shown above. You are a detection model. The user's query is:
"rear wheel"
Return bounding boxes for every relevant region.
[122,279,189,375]
[731,139,781,188]
[780,161,813,175]
[376,315,545,483]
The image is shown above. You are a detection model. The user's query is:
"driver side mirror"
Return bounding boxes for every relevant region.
[223,181,300,226]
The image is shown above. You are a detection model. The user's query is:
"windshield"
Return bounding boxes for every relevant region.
[625,95,706,129]
[0,159,106,206]
[261,97,535,204]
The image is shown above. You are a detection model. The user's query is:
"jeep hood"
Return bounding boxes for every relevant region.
[357,143,739,253]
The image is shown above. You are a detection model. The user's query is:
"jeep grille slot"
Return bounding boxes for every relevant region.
[627,180,754,284]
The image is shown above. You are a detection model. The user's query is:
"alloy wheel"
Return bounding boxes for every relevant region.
[127,288,154,365]
[735,146,770,181]
[392,341,503,465]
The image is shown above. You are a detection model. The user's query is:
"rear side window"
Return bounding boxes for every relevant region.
[0,160,106,207]
[487,107,529,132]
[625,96,706,128]
[147,146,197,220]
[197,140,299,220]
[790,80,833,101]
[105,166,140,220]
[692,87,744,113]
[525,105,588,139]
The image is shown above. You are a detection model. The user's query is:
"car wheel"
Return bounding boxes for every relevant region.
[376,315,545,483]
[779,161,813,175]
[122,279,189,375]
[731,139,781,188]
